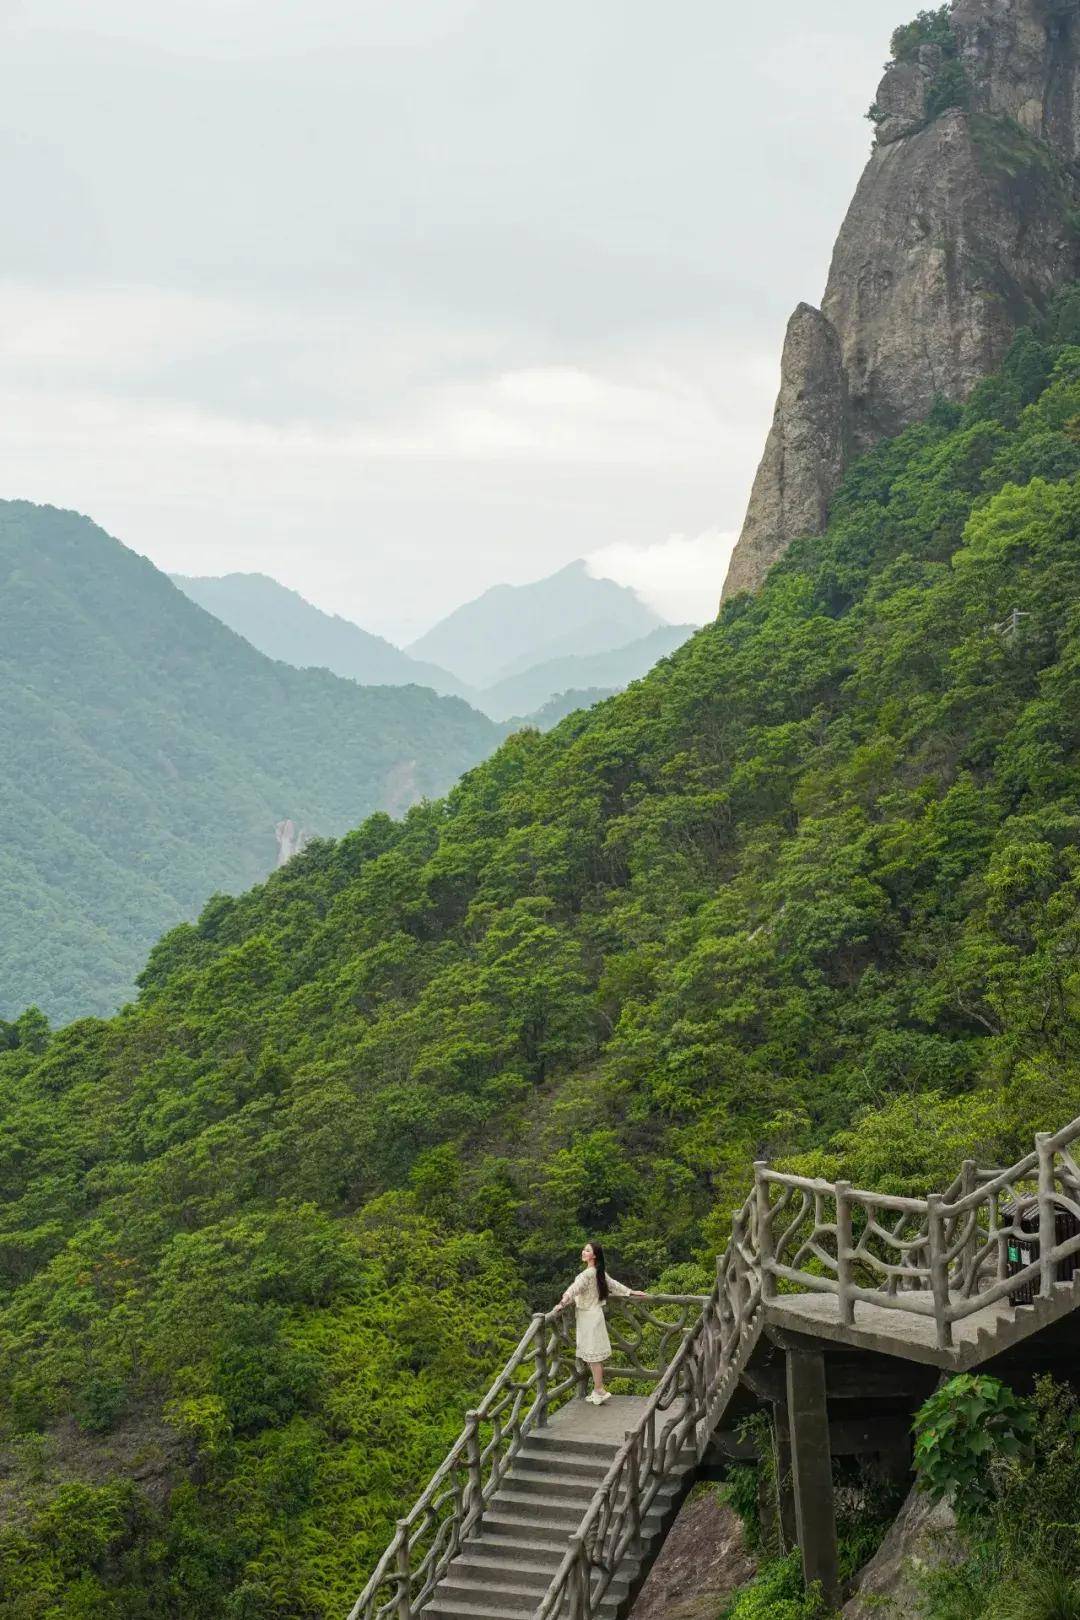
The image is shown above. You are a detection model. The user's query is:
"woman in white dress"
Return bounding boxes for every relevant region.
[554,1241,648,1405]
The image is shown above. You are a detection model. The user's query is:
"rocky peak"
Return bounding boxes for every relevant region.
[953,0,1080,153]
[722,0,1080,601]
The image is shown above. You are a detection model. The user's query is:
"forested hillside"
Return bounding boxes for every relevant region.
[0,505,501,1023]
[6,300,1080,1614]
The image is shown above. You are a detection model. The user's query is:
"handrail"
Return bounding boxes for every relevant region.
[535,1191,763,1620]
[349,1111,1080,1620]
[347,1292,709,1620]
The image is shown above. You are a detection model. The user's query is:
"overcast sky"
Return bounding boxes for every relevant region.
[0,0,902,641]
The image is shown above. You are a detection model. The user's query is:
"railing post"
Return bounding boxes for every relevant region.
[395,1521,412,1620]
[994,1190,1009,1285]
[575,1351,590,1402]
[464,1410,483,1530]
[731,1208,751,1335]
[569,1532,588,1620]
[960,1159,977,1294]
[755,1162,776,1302]
[533,1313,549,1427]
[927,1195,953,1349]
[835,1181,855,1326]
[1038,1132,1057,1299]
[626,1428,642,1553]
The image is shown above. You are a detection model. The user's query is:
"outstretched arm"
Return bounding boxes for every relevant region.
[607,1276,648,1300]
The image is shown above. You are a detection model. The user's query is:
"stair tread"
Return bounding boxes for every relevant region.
[426,1603,528,1620]
[493,1489,581,1514]
[440,1576,548,1598]
[480,1519,571,1546]
[505,1471,596,1496]
[448,1569,551,1591]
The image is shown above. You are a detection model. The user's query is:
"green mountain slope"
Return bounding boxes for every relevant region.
[406,559,664,687]
[477,623,697,719]
[5,303,1080,1611]
[0,504,501,1023]
[172,572,469,699]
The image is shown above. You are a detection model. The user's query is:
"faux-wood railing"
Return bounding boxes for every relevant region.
[756,1115,1080,1349]
[346,1294,709,1620]
[349,1112,1080,1620]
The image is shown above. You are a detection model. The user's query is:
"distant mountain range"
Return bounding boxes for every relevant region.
[482,624,698,720]
[173,571,469,699]
[175,563,698,722]
[406,559,664,689]
[0,503,502,1023]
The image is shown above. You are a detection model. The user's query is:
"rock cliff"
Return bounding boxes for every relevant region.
[722,0,1080,600]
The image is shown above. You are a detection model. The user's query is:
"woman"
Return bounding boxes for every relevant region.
[554,1241,647,1405]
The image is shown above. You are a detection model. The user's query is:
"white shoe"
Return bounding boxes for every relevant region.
[596,1389,611,1405]
[584,1390,600,1405]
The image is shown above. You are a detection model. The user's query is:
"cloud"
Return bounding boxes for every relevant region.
[586,531,736,626]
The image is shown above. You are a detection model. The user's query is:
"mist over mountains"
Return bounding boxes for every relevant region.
[172,573,471,700]
[174,562,698,722]
[405,560,665,688]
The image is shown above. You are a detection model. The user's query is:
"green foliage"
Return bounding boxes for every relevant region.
[10,298,1080,1611]
[868,7,967,126]
[913,1375,1034,1519]
[719,1553,835,1620]
[992,1571,1080,1620]
[889,6,953,61]
[0,502,502,1022]
[916,1379,1080,1617]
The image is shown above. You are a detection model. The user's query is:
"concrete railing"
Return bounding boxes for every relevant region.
[535,1191,764,1620]
[755,1114,1080,1349]
[348,1295,710,1620]
[350,1111,1080,1620]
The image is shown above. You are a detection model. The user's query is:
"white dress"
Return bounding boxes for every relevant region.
[560,1266,631,1364]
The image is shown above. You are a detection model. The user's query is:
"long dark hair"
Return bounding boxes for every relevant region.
[589,1241,609,1303]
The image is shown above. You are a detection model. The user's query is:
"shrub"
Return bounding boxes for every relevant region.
[913,1375,1034,1520]
[890,5,953,61]
[867,6,968,129]
[992,1570,1080,1620]
[719,1552,835,1620]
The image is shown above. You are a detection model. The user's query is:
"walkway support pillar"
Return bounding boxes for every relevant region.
[785,1345,839,1605]
[771,1402,798,1554]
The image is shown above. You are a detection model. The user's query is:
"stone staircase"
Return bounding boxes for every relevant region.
[424,1397,695,1620]
[350,1114,1080,1620]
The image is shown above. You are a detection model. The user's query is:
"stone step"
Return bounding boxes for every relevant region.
[425,1599,529,1620]
[526,1433,620,1462]
[502,1467,598,1501]
[463,1537,564,1571]
[487,1491,581,1525]
[436,1575,546,1612]
[480,1513,574,1547]
[451,1557,554,1590]
[512,1446,610,1482]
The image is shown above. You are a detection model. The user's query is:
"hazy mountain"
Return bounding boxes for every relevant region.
[172,571,467,698]
[478,624,698,720]
[406,560,664,688]
[0,502,501,1022]
[174,566,688,726]
[513,687,618,731]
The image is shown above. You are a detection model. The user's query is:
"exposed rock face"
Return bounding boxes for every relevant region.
[843,1487,961,1619]
[630,1490,754,1620]
[722,0,1080,601]
[721,305,848,599]
[274,818,308,867]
